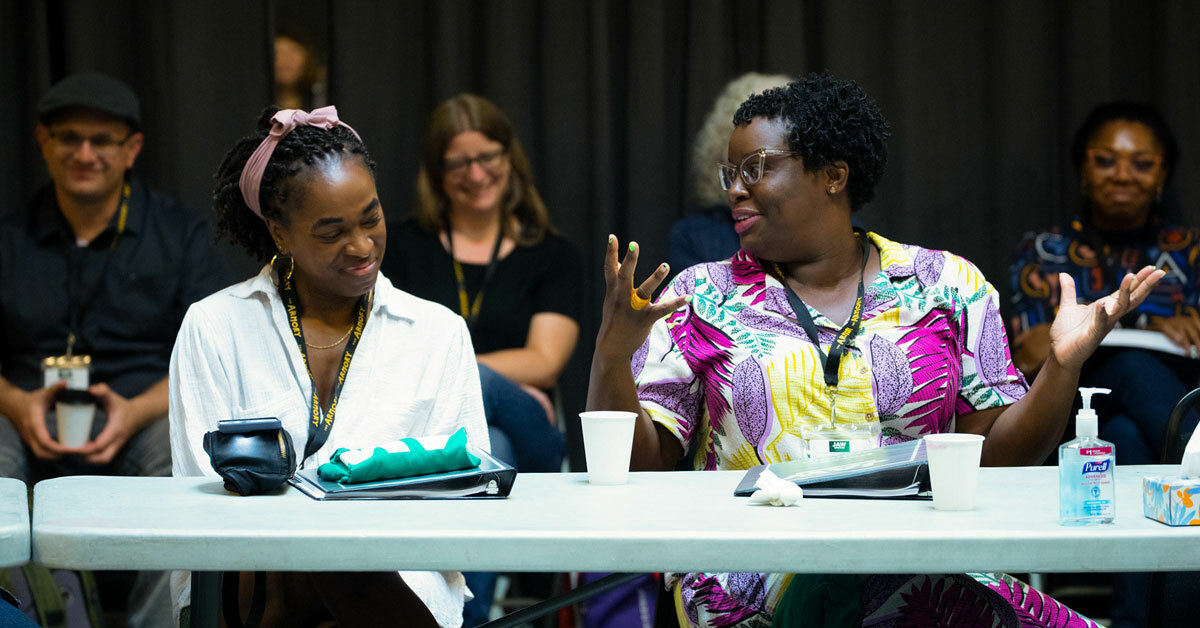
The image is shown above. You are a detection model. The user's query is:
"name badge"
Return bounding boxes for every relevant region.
[801,422,881,459]
[42,355,91,390]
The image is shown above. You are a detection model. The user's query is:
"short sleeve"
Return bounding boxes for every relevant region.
[954,254,1029,412]
[632,270,703,452]
[530,236,583,323]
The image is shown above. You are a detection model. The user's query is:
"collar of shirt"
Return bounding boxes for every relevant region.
[33,176,147,245]
[739,231,918,326]
[227,265,416,323]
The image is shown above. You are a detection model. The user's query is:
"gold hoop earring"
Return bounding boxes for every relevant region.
[270,253,294,283]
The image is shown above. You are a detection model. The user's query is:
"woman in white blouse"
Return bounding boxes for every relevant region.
[168,106,487,627]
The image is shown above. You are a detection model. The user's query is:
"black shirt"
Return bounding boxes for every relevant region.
[383,218,582,355]
[0,178,227,398]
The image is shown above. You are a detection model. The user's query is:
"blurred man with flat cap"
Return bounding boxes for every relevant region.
[0,71,224,626]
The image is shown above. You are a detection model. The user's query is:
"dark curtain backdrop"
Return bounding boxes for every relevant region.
[5,0,1199,466]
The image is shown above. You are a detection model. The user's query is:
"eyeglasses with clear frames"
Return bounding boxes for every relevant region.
[1085,148,1163,176]
[48,129,133,157]
[717,148,801,191]
[444,148,507,175]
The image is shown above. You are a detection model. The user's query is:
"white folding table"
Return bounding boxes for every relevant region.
[0,479,30,569]
[32,466,1200,627]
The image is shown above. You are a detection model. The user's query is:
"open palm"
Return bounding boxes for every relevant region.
[1049,265,1164,370]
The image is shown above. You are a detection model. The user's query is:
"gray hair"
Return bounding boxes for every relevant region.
[690,72,794,208]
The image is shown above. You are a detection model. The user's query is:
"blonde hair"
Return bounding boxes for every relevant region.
[690,72,794,208]
[414,93,554,245]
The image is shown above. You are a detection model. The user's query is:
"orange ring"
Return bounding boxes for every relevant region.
[630,289,651,310]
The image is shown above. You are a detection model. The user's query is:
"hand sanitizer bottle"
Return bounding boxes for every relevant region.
[1059,387,1116,525]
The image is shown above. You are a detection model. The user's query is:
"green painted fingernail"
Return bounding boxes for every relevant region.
[629,242,637,252]
[661,263,669,270]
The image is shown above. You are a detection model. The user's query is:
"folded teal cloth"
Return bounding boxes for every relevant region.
[317,427,481,483]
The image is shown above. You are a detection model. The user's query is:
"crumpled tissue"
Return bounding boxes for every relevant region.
[746,468,804,506]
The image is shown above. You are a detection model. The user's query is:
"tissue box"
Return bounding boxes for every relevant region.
[1143,476,1200,526]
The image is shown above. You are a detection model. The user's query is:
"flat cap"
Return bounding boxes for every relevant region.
[37,72,141,129]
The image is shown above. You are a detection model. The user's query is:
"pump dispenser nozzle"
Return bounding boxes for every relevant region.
[1075,387,1111,437]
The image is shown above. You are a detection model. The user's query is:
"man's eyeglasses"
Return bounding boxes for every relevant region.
[718,148,801,191]
[1086,148,1163,175]
[444,148,507,175]
[48,129,133,157]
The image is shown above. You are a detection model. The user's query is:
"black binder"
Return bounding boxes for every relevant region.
[734,439,932,499]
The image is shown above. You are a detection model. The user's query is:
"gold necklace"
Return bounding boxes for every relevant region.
[305,325,353,350]
[303,288,374,350]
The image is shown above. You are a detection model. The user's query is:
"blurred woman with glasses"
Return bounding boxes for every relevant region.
[587,72,1160,627]
[1011,102,1198,464]
[382,93,580,624]
[1010,102,1197,628]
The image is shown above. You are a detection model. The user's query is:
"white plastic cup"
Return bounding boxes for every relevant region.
[55,389,96,448]
[579,411,638,485]
[923,433,985,511]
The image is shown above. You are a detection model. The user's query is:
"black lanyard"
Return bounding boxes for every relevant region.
[279,272,369,461]
[447,224,505,328]
[771,229,870,400]
[64,182,131,355]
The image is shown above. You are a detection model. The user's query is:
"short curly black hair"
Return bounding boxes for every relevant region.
[732,71,890,211]
[213,107,377,261]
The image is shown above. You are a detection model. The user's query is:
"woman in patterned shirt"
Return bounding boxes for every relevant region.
[586,72,1162,627]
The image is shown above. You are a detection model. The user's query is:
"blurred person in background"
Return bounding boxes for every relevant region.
[1010,101,1198,628]
[668,72,793,271]
[274,26,327,111]
[0,71,225,627]
[383,93,580,626]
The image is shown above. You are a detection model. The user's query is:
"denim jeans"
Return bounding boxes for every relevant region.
[475,363,564,473]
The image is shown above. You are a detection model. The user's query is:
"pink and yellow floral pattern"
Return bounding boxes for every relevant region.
[633,233,1099,627]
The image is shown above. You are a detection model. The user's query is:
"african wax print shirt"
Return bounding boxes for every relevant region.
[634,232,1028,470]
[1009,217,1200,335]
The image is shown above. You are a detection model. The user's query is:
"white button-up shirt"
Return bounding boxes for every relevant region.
[168,267,487,627]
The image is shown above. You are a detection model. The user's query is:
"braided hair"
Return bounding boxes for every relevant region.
[213,106,377,261]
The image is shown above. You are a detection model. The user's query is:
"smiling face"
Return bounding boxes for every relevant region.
[35,110,143,204]
[1082,119,1167,231]
[726,117,833,261]
[441,130,511,216]
[267,156,385,299]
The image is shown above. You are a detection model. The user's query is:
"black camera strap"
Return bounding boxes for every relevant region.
[278,271,369,461]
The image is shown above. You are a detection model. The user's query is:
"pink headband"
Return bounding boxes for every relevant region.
[238,106,362,218]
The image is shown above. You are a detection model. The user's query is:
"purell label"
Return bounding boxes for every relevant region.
[1081,447,1113,456]
[1082,460,1111,474]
